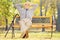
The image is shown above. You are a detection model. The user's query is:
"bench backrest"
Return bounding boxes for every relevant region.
[14,16,52,28]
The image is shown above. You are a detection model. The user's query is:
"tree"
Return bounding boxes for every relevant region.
[0,0,15,30]
[56,0,60,31]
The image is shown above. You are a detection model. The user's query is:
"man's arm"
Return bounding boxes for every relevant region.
[31,4,38,11]
[12,0,23,12]
[14,4,23,11]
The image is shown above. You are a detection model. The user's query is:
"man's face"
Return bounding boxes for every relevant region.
[24,3,30,9]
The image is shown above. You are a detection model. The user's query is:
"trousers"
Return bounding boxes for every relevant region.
[19,18,32,32]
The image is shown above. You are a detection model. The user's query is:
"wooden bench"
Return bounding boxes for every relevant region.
[13,16,53,38]
[5,15,53,38]
[13,16,53,30]
[32,16,52,28]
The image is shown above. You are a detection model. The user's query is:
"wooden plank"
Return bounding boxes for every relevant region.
[13,16,52,29]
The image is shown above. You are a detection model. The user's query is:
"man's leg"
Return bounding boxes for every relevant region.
[25,20,32,38]
[25,30,29,38]
[19,19,32,38]
[21,19,32,38]
[19,20,27,38]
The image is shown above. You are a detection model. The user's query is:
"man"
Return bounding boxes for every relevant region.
[13,1,38,38]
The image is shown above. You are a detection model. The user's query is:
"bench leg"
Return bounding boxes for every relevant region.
[5,26,11,37]
[12,27,15,38]
[51,26,53,38]
[42,27,45,32]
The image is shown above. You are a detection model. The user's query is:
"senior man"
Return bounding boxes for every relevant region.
[13,1,38,38]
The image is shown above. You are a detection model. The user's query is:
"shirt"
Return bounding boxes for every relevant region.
[14,3,38,20]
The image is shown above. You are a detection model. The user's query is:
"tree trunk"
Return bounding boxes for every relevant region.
[56,0,60,32]
[5,18,8,31]
[40,0,45,32]
[40,0,42,16]
[0,21,2,26]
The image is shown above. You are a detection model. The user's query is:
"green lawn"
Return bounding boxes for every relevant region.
[0,31,60,40]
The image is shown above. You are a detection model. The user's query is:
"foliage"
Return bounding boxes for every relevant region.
[0,0,57,26]
[0,0,15,25]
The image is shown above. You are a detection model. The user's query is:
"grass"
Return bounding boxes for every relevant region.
[0,31,60,40]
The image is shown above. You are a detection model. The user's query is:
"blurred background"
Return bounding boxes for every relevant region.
[0,0,57,31]
[0,0,60,40]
